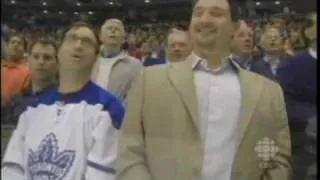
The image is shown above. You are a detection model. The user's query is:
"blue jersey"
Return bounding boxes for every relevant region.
[2,81,125,180]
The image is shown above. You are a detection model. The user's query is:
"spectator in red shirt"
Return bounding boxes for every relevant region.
[1,34,31,106]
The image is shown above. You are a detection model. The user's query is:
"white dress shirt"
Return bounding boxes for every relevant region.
[308,48,317,59]
[263,56,280,75]
[192,53,241,180]
[93,51,126,90]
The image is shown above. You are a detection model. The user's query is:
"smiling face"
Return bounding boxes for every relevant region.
[58,26,98,72]
[189,0,236,50]
[100,19,125,47]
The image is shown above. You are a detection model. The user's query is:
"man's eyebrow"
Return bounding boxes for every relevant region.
[194,5,228,12]
[193,6,204,11]
[210,6,228,11]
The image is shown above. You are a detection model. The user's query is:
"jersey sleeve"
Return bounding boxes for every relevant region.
[1,111,29,180]
[85,110,118,180]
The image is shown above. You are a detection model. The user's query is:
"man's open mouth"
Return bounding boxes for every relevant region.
[72,54,81,59]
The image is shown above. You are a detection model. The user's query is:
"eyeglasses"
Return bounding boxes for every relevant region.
[64,33,97,48]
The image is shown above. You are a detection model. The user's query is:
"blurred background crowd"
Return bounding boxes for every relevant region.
[1,0,316,62]
[0,15,313,60]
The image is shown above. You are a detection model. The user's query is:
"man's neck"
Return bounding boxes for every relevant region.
[5,56,22,63]
[309,41,317,52]
[265,53,280,64]
[32,78,55,94]
[234,52,251,61]
[103,45,121,56]
[194,46,231,69]
[58,70,91,94]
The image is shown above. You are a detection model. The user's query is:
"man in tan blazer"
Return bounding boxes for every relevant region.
[117,0,291,179]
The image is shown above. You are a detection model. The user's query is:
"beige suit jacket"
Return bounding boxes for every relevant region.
[117,55,292,180]
[91,52,142,102]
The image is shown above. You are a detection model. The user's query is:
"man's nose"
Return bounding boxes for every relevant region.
[38,57,46,65]
[199,12,212,25]
[11,43,18,49]
[173,45,181,51]
[74,39,84,49]
[244,35,251,42]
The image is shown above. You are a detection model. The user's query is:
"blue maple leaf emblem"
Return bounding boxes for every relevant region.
[27,133,76,180]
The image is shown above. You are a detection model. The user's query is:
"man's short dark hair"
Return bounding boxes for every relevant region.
[166,26,190,46]
[170,24,189,32]
[29,38,58,60]
[192,0,239,22]
[9,33,28,51]
[168,26,188,35]
[60,21,100,53]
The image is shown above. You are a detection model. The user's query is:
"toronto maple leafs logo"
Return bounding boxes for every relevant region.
[27,133,76,180]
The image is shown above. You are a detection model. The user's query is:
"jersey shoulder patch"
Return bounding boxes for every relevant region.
[83,82,125,129]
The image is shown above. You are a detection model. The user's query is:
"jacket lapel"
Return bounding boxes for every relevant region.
[167,58,263,145]
[91,58,100,80]
[232,61,263,144]
[167,55,201,133]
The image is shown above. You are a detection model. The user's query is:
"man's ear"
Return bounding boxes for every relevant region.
[123,31,127,40]
[304,27,312,40]
[258,34,266,49]
[99,31,104,44]
[121,32,126,45]
[231,21,240,39]
[233,21,240,31]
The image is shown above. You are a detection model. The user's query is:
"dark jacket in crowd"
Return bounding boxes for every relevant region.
[1,83,55,126]
[250,54,291,82]
[277,50,317,125]
[305,115,317,180]
[277,50,317,180]
[143,57,167,67]
[231,55,253,70]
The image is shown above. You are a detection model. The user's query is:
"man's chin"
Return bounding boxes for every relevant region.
[33,76,52,82]
[171,57,184,62]
[242,49,252,55]
[194,40,216,49]
[266,48,281,52]
[7,54,22,61]
[103,42,120,48]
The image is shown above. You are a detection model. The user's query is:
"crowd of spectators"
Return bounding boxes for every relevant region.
[1,13,312,64]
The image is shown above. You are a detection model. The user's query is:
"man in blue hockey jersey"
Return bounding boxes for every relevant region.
[1,22,125,180]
